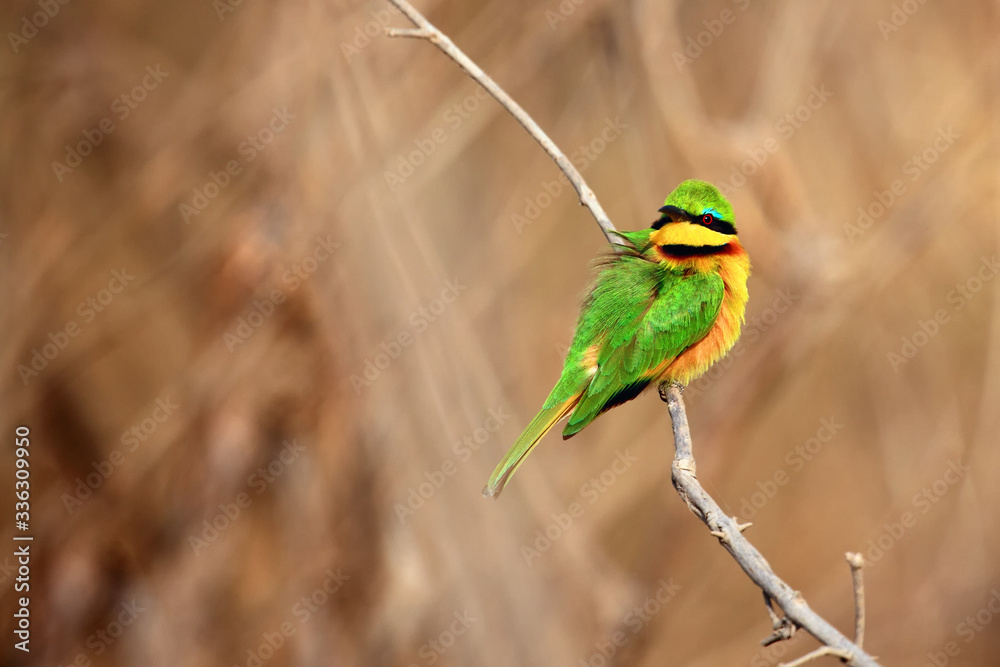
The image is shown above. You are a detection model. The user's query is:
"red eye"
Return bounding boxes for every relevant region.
[701,214,714,226]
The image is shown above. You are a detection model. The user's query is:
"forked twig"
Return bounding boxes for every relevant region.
[762,591,797,646]
[383,4,881,665]
[663,383,879,666]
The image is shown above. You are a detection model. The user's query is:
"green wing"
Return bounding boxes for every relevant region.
[561,262,724,437]
[483,251,723,497]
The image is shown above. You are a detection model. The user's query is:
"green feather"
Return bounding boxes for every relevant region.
[484,180,737,496]
[485,248,724,495]
[483,398,577,497]
[563,266,722,436]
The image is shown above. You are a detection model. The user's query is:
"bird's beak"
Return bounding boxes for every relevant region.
[658,205,691,222]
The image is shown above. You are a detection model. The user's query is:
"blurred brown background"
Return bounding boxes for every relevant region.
[1,0,998,665]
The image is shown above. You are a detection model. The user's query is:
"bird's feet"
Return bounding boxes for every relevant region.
[657,381,685,402]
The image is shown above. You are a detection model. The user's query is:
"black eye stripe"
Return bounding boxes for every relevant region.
[703,217,737,235]
[652,205,736,234]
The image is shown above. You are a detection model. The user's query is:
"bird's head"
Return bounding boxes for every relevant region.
[644,180,738,259]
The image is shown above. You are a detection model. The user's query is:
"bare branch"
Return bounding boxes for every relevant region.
[383,3,881,665]
[846,552,867,648]
[661,383,881,667]
[384,0,624,246]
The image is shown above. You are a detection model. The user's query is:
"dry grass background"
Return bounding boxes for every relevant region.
[1,0,999,665]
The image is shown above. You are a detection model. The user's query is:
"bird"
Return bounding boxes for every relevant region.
[483,179,750,497]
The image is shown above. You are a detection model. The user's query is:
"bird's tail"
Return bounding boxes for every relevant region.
[482,397,579,498]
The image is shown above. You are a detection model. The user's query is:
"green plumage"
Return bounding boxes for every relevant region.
[483,232,723,496]
[483,179,742,498]
[554,246,722,435]
[563,261,723,435]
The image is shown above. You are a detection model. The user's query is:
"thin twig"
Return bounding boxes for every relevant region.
[761,592,797,646]
[763,592,783,627]
[384,3,881,665]
[662,383,881,667]
[384,27,431,39]
[780,646,854,667]
[384,0,624,246]
[846,552,866,648]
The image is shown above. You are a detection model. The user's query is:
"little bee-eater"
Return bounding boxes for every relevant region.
[484,180,750,497]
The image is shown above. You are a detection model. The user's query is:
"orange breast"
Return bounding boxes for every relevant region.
[663,301,740,384]
[660,242,750,385]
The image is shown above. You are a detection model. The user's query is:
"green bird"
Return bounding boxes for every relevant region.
[484,179,750,497]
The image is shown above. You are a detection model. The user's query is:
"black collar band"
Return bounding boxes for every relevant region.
[659,243,730,257]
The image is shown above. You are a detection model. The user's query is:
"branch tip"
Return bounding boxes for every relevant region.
[845,552,866,648]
